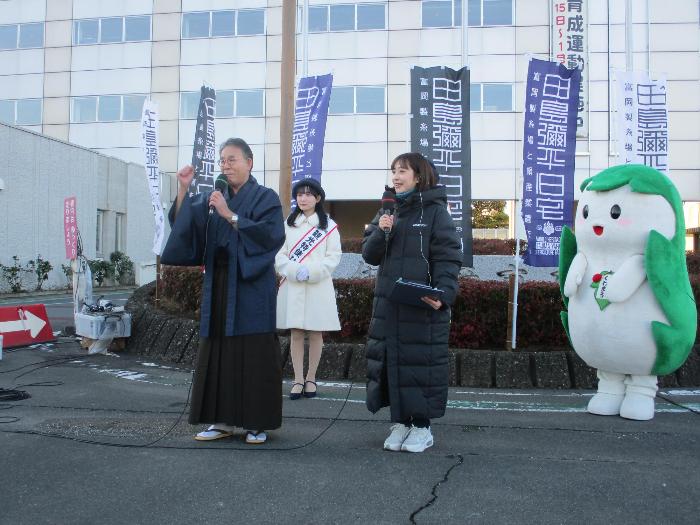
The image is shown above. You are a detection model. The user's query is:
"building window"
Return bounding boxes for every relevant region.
[115,213,125,252]
[211,11,235,37]
[470,83,513,111]
[125,16,151,41]
[181,9,265,38]
[0,22,44,49]
[180,90,264,118]
[357,4,386,30]
[72,95,146,123]
[309,3,386,32]
[0,99,42,126]
[237,9,265,35]
[330,5,355,31]
[96,210,105,256]
[73,16,151,45]
[235,90,264,117]
[329,86,385,114]
[422,0,512,28]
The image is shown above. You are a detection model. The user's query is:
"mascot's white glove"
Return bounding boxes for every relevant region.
[296,266,310,282]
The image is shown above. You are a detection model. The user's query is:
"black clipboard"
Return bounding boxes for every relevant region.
[388,278,444,309]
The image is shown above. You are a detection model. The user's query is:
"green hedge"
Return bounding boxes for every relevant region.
[161,267,700,349]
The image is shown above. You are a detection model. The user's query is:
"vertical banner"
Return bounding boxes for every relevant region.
[141,99,165,255]
[190,85,217,196]
[291,74,333,203]
[552,0,588,137]
[410,66,472,267]
[615,71,669,172]
[522,58,581,267]
[63,196,78,260]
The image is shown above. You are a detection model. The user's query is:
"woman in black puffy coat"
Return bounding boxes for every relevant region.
[362,152,462,453]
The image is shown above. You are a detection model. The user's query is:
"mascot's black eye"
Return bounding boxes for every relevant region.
[610,204,621,219]
[582,205,589,219]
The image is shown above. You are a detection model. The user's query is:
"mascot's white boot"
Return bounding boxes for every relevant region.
[559,165,697,421]
[587,371,625,415]
[620,374,658,421]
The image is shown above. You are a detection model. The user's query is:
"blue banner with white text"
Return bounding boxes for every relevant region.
[522,58,581,267]
[291,74,333,205]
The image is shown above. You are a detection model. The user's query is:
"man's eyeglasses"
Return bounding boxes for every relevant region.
[218,157,240,167]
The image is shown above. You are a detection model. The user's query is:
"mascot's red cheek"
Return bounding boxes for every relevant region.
[593,225,604,236]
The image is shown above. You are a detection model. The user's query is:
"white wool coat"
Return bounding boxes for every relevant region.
[275,212,342,331]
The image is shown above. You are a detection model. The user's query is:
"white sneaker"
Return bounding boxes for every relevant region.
[383,424,411,451]
[401,426,433,453]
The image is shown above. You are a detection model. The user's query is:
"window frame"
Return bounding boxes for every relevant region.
[421,0,513,28]
[73,16,152,45]
[308,3,387,33]
[329,85,386,115]
[470,82,514,112]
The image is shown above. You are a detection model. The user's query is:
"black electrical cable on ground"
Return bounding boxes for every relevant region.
[0,351,357,451]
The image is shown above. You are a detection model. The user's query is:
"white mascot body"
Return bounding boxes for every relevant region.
[560,165,696,421]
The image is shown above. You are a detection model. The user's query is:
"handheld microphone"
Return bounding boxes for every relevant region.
[209,174,229,215]
[380,189,396,242]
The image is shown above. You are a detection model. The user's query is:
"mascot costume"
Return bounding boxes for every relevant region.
[559,164,696,420]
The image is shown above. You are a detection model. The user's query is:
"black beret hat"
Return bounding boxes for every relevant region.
[292,178,326,202]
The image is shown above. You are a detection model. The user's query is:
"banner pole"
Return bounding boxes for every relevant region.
[155,255,160,308]
[280,0,296,217]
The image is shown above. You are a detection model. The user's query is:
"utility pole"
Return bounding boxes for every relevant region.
[279,0,296,216]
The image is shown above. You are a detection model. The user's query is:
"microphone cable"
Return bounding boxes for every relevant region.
[0,349,357,451]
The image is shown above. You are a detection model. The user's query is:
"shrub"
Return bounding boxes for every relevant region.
[110,251,134,285]
[0,256,32,293]
[61,263,73,289]
[89,259,114,287]
[28,254,53,291]
[341,237,363,254]
[158,265,700,350]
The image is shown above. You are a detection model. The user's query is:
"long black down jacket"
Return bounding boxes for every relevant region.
[362,185,462,422]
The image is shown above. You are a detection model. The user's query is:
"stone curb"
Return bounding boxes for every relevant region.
[124,289,700,388]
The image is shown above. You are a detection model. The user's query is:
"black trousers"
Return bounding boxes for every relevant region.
[400,417,430,428]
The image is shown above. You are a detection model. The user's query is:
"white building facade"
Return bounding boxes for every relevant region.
[1,0,698,239]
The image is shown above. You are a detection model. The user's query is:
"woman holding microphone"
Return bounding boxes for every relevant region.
[362,152,462,453]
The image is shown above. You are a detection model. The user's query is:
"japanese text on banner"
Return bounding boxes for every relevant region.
[615,71,668,173]
[291,74,333,206]
[552,0,588,137]
[141,99,165,255]
[410,66,472,267]
[190,86,217,196]
[63,197,78,260]
[522,59,580,267]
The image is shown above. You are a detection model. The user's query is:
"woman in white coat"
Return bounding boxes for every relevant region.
[275,178,342,399]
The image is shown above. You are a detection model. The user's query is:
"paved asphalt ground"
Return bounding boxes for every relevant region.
[1,340,699,525]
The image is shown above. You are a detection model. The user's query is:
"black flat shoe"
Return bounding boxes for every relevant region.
[303,380,317,398]
[289,382,304,400]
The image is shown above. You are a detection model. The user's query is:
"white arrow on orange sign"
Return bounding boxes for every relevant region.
[0,309,47,338]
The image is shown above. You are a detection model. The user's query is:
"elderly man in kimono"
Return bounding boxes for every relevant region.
[161,137,285,445]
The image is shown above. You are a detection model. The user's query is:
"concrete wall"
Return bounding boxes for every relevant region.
[0,122,170,291]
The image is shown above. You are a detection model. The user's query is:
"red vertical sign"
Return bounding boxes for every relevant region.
[64,197,77,259]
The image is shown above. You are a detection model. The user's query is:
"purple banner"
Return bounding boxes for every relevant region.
[190,85,216,196]
[291,74,333,205]
[522,58,581,267]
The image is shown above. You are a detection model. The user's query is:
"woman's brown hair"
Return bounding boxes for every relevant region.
[390,152,437,192]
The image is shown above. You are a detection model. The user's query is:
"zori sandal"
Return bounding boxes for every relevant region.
[245,431,267,444]
[194,425,234,441]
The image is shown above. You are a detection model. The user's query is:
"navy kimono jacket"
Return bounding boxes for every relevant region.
[161,176,285,338]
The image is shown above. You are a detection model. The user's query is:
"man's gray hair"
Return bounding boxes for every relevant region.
[219,137,253,160]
